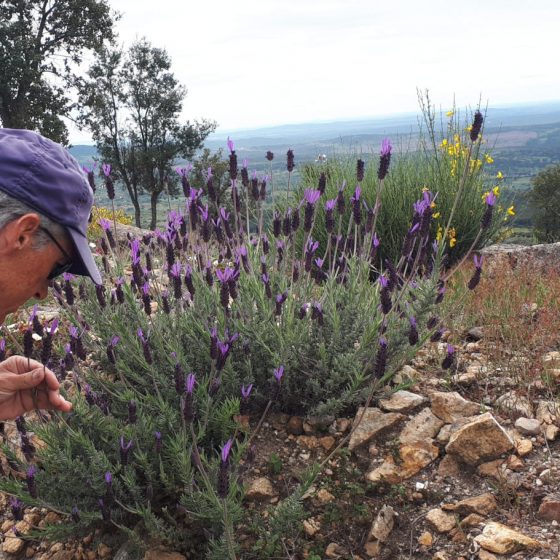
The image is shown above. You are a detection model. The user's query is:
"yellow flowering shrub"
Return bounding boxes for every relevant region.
[88,205,133,239]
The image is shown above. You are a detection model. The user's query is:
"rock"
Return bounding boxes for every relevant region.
[50,552,75,560]
[245,477,278,501]
[514,417,541,436]
[143,551,187,560]
[43,511,61,524]
[393,364,422,384]
[442,493,497,516]
[542,350,560,365]
[319,436,335,451]
[495,391,533,418]
[451,371,477,385]
[515,438,533,457]
[297,435,319,448]
[3,536,25,554]
[348,408,405,451]
[535,400,560,424]
[437,455,461,477]
[364,541,381,556]
[325,542,346,558]
[399,408,445,444]
[418,531,433,546]
[270,413,290,430]
[432,552,449,560]
[316,488,335,504]
[426,508,456,533]
[303,518,320,537]
[467,326,484,341]
[430,391,480,423]
[333,418,351,434]
[545,424,560,441]
[445,413,514,466]
[366,440,439,483]
[14,520,31,535]
[304,415,335,433]
[475,521,542,554]
[477,551,497,560]
[459,513,485,527]
[477,459,506,478]
[286,416,304,435]
[506,454,524,471]
[538,494,560,522]
[97,543,112,559]
[379,390,424,412]
[368,505,395,542]
[1,519,13,532]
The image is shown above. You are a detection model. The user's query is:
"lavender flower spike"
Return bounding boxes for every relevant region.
[186,373,196,393]
[221,438,234,463]
[241,384,253,400]
[102,163,112,177]
[304,189,321,205]
[274,365,284,383]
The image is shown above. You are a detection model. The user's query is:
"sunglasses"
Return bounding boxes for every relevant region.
[40,227,74,280]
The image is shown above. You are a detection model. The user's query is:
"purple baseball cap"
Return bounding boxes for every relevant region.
[0,128,102,284]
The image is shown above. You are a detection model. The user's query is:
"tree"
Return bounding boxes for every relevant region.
[530,165,560,243]
[78,39,216,229]
[0,0,116,144]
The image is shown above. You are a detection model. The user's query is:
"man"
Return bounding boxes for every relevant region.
[0,128,102,420]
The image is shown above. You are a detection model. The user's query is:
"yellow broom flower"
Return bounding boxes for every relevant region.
[496,171,504,179]
[507,206,515,216]
[446,110,454,117]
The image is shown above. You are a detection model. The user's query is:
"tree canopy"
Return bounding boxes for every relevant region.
[78,38,216,229]
[530,164,560,243]
[0,0,116,144]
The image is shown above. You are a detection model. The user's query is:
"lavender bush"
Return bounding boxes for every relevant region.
[0,109,493,557]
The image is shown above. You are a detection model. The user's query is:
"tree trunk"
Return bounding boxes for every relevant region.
[149,190,161,230]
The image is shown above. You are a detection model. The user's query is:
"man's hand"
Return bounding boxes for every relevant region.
[0,356,72,420]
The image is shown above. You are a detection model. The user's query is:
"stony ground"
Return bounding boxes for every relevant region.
[2,257,560,559]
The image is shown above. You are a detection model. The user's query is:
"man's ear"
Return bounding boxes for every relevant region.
[5,214,41,251]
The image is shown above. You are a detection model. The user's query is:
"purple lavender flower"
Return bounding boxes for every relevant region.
[71,506,80,523]
[98,498,111,522]
[311,301,324,325]
[351,185,362,225]
[378,275,392,314]
[26,465,38,498]
[374,337,388,379]
[83,163,96,193]
[275,291,288,316]
[106,335,120,365]
[119,436,134,465]
[441,344,455,370]
[325,199,336,233]
[102,163,115,200]
[9,497,24,521]
[266,151,274,161]
[261,273,272,299]
[304,189,321,232]
[274,365,284,383]
[408,316,419,346]
[184,264,195,296]
[155,431,162,453]
[304,189,321,205]
[470,110,484,142]
[318,171,327,194]
[241,384,253,400]
[218,438,234,499]
[128,400,137,424]
[356,158,365,182]
[468,254,483,290]
[286,149,295,172]
[0,338,5,362]
[481,192,497,230]
[216,341,231,371]
[377,138,392,180]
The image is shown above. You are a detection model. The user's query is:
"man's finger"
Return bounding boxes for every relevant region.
[0,369,45,391]
[47,389,72,412]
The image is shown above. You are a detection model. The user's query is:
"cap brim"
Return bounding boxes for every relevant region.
[67,228,102,285]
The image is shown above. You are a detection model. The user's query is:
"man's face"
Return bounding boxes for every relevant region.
[0,214,74,324]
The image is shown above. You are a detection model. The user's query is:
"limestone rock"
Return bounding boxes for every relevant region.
[442,493,497,516]
[399,408,444,444]
[3,536,25,554]
[303,518,321,537]
[445,413,514,466]
[286,416,304,435]
[366,440,439,483]
[514,417,541,436]
[325,542,346,558]
[368,505,395,542]
[545,424,560,441]
[348,408,405,451]
[97,543,112,559]
[495,391,533,418]
[467,326,484,341]
[319,436,335,451]
[245,477,278,501]
[437,455,461,477]
[535,400,560,424]
[316,488,335,504]
[430,391,480,423]
[538,494,560,522]
[515,438,533,457]
[426,508,456,533]
[418,531,433,546]
[459,513,485,528]
[379,390,424,412]
[474,521,541,554]
[478,551,497,560]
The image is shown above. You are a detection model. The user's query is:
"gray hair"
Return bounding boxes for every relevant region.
[0,190,68,249]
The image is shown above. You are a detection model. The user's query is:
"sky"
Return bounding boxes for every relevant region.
[69,0,560,143]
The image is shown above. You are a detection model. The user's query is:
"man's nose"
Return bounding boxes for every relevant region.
[35,280,49,301]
